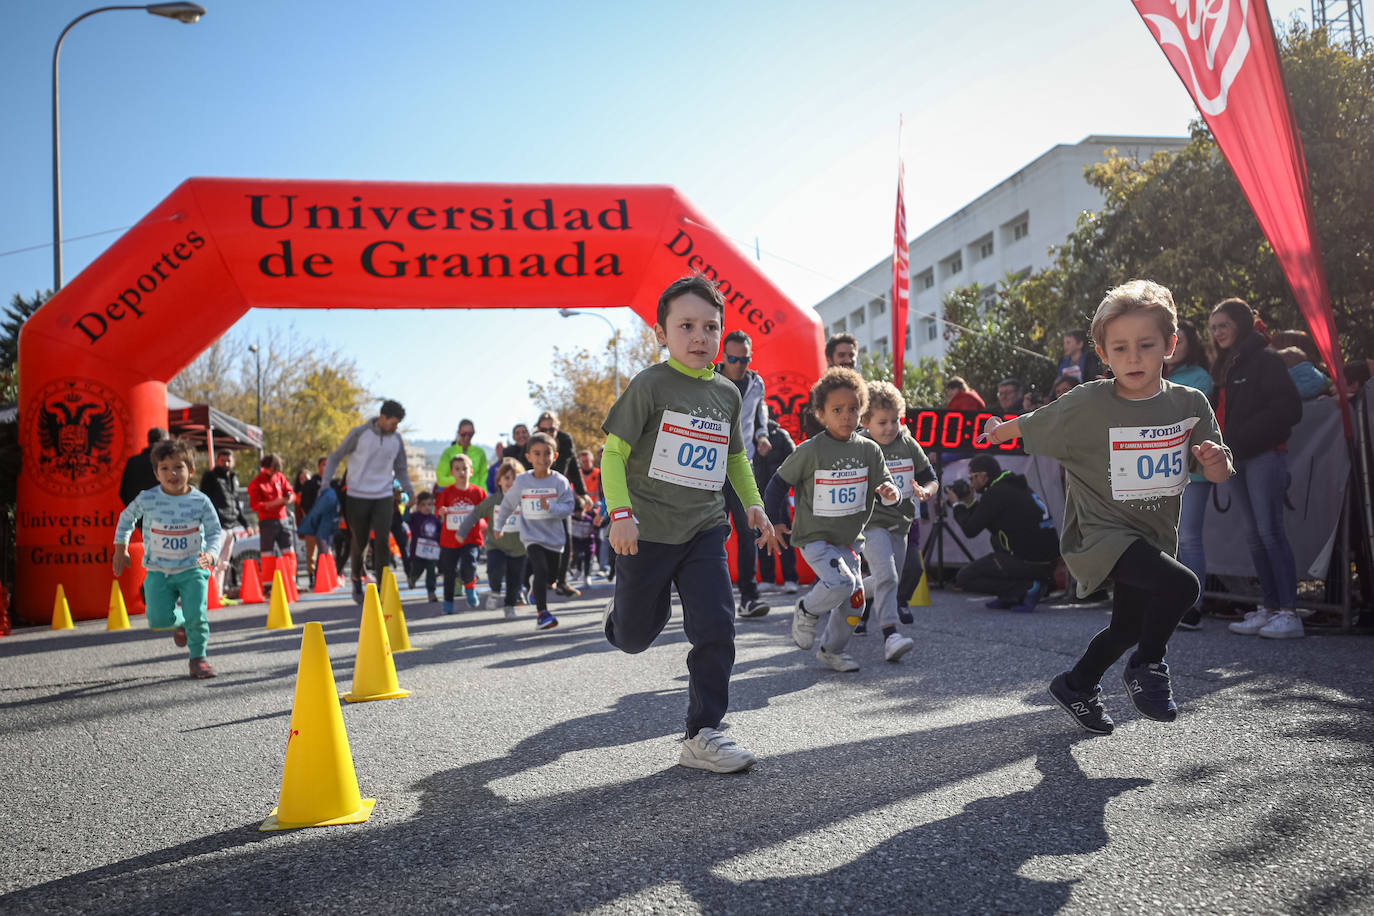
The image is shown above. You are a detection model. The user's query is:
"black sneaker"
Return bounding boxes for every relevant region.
[853,598,872,635]
[738,598,770,618]
[1122,659,1178,722]
[1176,607,1203,631]
[352,578,364,605]
[1049,672,1115,735]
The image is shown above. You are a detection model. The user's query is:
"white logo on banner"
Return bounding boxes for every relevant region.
[1142,0,1251,115]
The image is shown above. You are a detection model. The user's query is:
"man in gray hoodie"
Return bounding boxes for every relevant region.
[716,330,771,617]
[322,399,415,603]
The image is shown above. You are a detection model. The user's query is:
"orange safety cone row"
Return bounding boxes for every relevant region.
[240,558,264,604]
[343,583,409,703]
[267,570,296,630]
[107,580,131,630]
[52,584,75,630]
[207,571,223,610]
[260,622,376,831]
[380,567,414,653]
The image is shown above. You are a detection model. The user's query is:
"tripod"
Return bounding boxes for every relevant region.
[922,451,974,587]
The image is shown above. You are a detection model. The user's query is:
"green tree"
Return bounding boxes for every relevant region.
[942,279,1059,401]
[0,291,50,404]
[855,350,944,409]
[1021,23,1373,360]
[528,324,662,452]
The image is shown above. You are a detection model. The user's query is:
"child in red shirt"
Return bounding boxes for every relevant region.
[248,452,296,595]
[436,453,486,613]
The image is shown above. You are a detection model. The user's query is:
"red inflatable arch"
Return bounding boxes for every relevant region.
[17,179,824,621]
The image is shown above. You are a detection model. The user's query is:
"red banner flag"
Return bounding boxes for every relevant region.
[1134,0,1351,428]
[892,154,910,390]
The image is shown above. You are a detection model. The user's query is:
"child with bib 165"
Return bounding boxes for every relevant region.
[765,367,900,673]
[113,437,224,679]
[982,280,1233,734]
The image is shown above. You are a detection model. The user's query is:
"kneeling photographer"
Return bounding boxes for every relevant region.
[949,455,1059,612]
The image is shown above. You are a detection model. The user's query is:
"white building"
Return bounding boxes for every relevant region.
[813,135,1188,363]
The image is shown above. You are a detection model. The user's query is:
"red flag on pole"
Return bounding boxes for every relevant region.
[1133,0,1351,430]
[891,145,910,390]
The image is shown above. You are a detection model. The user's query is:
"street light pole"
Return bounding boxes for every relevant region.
[248,343,262,429]
[51,3,206,291]
[557,308,620,399]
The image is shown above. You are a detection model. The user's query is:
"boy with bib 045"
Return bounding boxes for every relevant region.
[600,274,783,774]
[982,280,1233,734]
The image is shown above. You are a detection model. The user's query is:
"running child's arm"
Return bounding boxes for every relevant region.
[198,495,224,570]
[1193,441,1232,483]
[457,491,499,540]
[600,434,639,556]
[492,484,522,535]
[763,474,791,536]
[111,494,146,576]
[981,416,1022,446]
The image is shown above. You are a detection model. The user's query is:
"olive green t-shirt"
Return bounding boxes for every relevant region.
[862,429,933,533]
[777,432,894,549]
[1018,379,1230,597]
[468,490,526,557]
[602,362,745,545]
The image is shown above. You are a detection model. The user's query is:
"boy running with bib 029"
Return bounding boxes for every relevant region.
[981,280,1233,734]
[113,437,223,679]
[600,274,783,774]
[764,368,900,672]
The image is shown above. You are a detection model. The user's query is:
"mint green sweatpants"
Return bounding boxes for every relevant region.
[144,567,211,659]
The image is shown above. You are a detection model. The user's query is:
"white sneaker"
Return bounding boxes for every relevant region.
[601,597,616,635]
[485,593,503,611]
[1258,609,1305,639]
[783,581,799,594]
[678,727,757,773]
[884,632,915,662]
[1228,607,1275,635]
[503,605,517,620]
[817,647,860,672]
[791,601,818,650]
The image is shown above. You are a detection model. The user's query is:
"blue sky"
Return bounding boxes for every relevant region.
[2,0,1308,442]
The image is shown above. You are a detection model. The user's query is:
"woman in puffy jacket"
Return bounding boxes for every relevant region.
[1207,298,1304,639]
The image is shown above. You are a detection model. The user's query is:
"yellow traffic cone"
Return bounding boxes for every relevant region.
[380,567,414,653]
[51,584,75,630]
[266,570,296,630]
[343,583,409,703]
[908,552,932,607]
[261,622,376,831]
[107,581,131,631]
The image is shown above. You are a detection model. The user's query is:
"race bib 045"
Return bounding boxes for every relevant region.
[647,409,728,491]
[813,468,868,518]
[1109,418,1201,501]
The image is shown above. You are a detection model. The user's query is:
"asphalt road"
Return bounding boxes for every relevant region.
[1,577,1371,915]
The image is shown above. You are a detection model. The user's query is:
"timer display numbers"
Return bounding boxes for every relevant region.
[902,410,1025,456]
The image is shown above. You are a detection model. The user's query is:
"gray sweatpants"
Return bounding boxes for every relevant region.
[861,526,908,629]
[797,540,863,654]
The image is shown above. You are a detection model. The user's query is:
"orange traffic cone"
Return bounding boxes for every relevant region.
[323,553,341,590]
[380,567,414,652]
[240,558,264,603]
[260,622,376,831]
[313,552,333,594]
[51,584,75,630]
[282,553,300,604]
[207,571,223,610]
[0,582,11,637]
[107,580,131,630]
[267,570,296,630]
[343,583,409,703]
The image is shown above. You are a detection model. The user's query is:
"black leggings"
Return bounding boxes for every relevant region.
[526,544,556,612]
[1069,539,1200,689]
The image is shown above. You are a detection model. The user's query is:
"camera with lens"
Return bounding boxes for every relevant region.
[950,478,972,501]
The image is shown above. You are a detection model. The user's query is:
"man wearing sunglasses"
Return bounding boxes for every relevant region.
[716,330,772,618]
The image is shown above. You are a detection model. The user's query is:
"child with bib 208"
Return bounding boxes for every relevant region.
[113,437,223,679]
[859,381,939,663]
[765,367,900,673]
[982,280,1233,734]
[601,275,783,774]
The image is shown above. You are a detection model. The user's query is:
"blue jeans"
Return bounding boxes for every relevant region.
[1177,480,1212,610]
[1227,449,1297,610]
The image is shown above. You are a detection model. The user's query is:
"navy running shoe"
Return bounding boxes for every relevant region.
[1011,581,1042,613]
[1049,672,1114,735]
[1122,659,1178,722]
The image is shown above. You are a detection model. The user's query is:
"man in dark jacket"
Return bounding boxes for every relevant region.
[752,417,798,592]
[118,427,168,506]
[950,455,1059,611]
[199,447,252,589]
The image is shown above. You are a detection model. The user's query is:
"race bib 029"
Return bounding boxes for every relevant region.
[647,409,729,491]
[813,468,868,518]
[1109,417,1201,501]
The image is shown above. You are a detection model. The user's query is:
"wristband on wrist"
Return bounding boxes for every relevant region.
[610,507,634,522]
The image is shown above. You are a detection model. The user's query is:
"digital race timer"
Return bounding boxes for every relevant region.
[901,409,1025,456]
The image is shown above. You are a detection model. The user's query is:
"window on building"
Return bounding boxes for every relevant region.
[927,321,938,341]
[1013,219,1029,240]
[874,336,888,355]
[905,326,913,348]
[942,254,962,277]
[915,269,935,291]
[850,308,865,327]
[869,296,887,319]
[832,318,846,334]
[979,239,994,260]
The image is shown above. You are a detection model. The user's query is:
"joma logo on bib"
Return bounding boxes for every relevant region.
[688,417,724,433]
